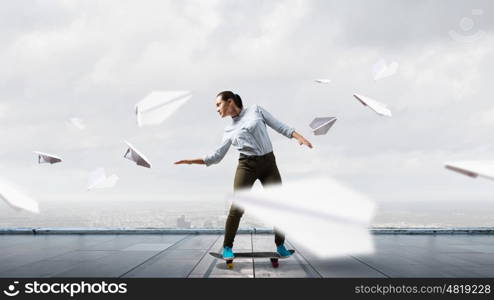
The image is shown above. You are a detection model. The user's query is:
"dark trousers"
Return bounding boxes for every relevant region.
[223,151,285,248]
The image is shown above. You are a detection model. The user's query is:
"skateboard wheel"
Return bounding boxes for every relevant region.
[270,258,279,268]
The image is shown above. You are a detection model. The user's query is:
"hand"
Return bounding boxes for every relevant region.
[291,131,313,149]
[174,160,192,165]
[296,136,313,149]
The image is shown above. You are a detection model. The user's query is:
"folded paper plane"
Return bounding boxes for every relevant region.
[135,91,192,127]
[353,93,392,117]
[229,177,376,258]
[34,151,62,164]
[0,178,39,214]
[372,59,399,81]
[309,117,337,135]
[314,79,331,84]
[88,168,119,190]
[445,161,494,181]
[123,141,152,168]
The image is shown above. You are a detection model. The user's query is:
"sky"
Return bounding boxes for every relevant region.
[1,0,493,221]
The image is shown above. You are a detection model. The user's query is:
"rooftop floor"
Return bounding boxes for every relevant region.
[1,233,494,278]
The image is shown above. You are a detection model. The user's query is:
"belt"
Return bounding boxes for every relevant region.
[239,152,274,160]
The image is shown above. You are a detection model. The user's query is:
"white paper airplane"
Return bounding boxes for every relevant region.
[309,117,337,135]
[0,178,39,214]
[314,79,331,84]
[135,91,192,127]
[372,59,399,81]
[229,177,376,258]
[353,93,392,117]
[66,117,86,130]
[123,141,152,168]
[88,168,119,190]
[34,151,62,164]
[444,161,494,181]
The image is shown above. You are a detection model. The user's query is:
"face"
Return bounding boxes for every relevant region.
[215,96,233,118]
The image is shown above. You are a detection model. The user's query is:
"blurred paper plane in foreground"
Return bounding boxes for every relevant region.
[229,177,376,258]
[445,161,494,181]
[34,151,62,164]
[353,93,392,117]
[0,178,39,213]
[135,91,192,127]
[309,117,337,135]
[88,168,119,190]
[314,79,331,84]
[123,141,152,168]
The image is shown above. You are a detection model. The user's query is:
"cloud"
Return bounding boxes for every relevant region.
[0,102,5,118]
[475,105,494,126]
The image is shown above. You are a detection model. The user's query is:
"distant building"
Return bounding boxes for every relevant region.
[177,215,191,228]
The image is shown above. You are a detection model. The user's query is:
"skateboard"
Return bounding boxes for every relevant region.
[209,250,295,269]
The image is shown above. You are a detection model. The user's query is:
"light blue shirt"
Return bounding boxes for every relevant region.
[203,105,295,166]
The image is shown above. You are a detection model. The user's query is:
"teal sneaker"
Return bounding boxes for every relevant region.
[276,244,292,258]
[222,246,234,260]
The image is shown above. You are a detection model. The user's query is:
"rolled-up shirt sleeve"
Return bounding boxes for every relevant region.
[257,105,295,138]
[203,134,232,166]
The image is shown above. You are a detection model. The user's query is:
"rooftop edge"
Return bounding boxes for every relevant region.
[1,227,494,234]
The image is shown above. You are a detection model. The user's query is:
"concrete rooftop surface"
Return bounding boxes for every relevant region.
[1,232,494,278]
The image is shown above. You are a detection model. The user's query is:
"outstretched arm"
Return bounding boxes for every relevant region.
[258,105,313,149]
[174,159,205,165]
[174,134,232,166]
[257,105,295,138]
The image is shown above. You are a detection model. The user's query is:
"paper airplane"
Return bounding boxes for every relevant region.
[372,59,399,81]
[34,151,62,164]
[67,117,85,130]
[123,141,152,168]
[0,178,39,214]
[229,177,376,258]
[88,168,119,190]
[135,91,192,127]
[445,161,494,181]
[314,79,331,84]
[309,117,337,135]
[353,93,392,117]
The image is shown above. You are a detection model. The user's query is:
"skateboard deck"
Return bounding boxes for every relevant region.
[209,250,295,269]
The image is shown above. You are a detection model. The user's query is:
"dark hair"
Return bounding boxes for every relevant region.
[217,91,243,109]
